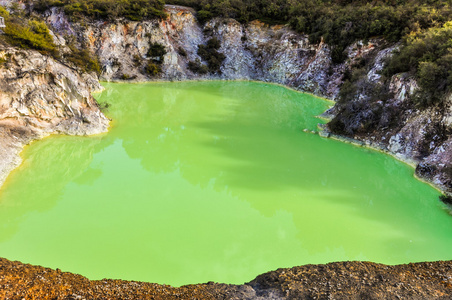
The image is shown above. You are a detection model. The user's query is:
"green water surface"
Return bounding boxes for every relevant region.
[0,81,451,286]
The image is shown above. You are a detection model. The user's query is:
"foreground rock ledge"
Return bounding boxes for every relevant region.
[1,258,451,299]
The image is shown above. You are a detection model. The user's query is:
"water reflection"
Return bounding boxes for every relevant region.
[0,135,109,242]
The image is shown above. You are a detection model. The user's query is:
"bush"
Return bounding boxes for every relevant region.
[0,57,7,67]
[145,61,161,76]
[384,22,452,107]
[327,116,347,135]
[65,46,101,74]
[133,54,142,67]
[147,42,166,63]
[0,6,8,18]
[197,10,212,23]
[34,0,167,21]
[97,101,111,113]
[0,5,108,75]
[188,59,208,74]
[197,37,225,73]
[329,53,393,137]
[33,0,166,21]
[2,17,56,54]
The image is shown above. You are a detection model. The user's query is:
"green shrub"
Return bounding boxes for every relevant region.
[145,61,161,76]
[65,46,101,74]
[384,21,452,107]
[2,19,56,54]
[188,59,209,74]
[329,54,393,136]
[0,5,108,75]
[197,37,225,73]
[0,57,7,67]
[0,5,9,18]
[197,10,212,23]
[327,116,347,135]
[98,101,110,112]
[0,5,56,54]
[34,0,167,21]
[147,42,166,63]
[33,0,65,12]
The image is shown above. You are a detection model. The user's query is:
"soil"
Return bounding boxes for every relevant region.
[1,258,451,299]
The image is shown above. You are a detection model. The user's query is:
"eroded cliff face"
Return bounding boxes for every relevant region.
[0,45,109,186]
[45,6,338,98]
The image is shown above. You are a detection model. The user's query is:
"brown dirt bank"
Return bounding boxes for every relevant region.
[1,258,451,299]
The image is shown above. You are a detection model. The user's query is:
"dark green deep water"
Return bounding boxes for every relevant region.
[0,81,451,286]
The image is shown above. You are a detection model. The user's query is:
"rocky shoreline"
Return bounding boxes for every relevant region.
[1,257,451,299]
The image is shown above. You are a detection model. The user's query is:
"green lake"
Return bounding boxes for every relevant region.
[0,81,451,286]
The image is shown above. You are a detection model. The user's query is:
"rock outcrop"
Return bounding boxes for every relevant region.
[0,44,109,186]
[45,5,338,98]
[1,257,451,299]
[325,46,452,195]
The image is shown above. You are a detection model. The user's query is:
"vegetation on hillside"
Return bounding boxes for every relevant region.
[147,42,166,62]
[187,37,225,74]
[0,6,56,55]
[197,37,225,73]
[3,0,452,106]
[34,0,166,21]
[144,42,166,76]
[30,0,452,63]
[384,22,452,107]
[65,44,101,74]
[0,5,101,74]
[168,0,452,63]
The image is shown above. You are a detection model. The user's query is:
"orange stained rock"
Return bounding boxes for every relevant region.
[88,31,96,48]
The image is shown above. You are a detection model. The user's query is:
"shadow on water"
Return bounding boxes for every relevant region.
[98,82,452,259]
[101,81,329,175]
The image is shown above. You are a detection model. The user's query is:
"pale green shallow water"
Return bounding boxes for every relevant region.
[0,81,451,286]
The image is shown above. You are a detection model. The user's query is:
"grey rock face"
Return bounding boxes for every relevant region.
[0,46,109,186]
[45,6,338,98]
